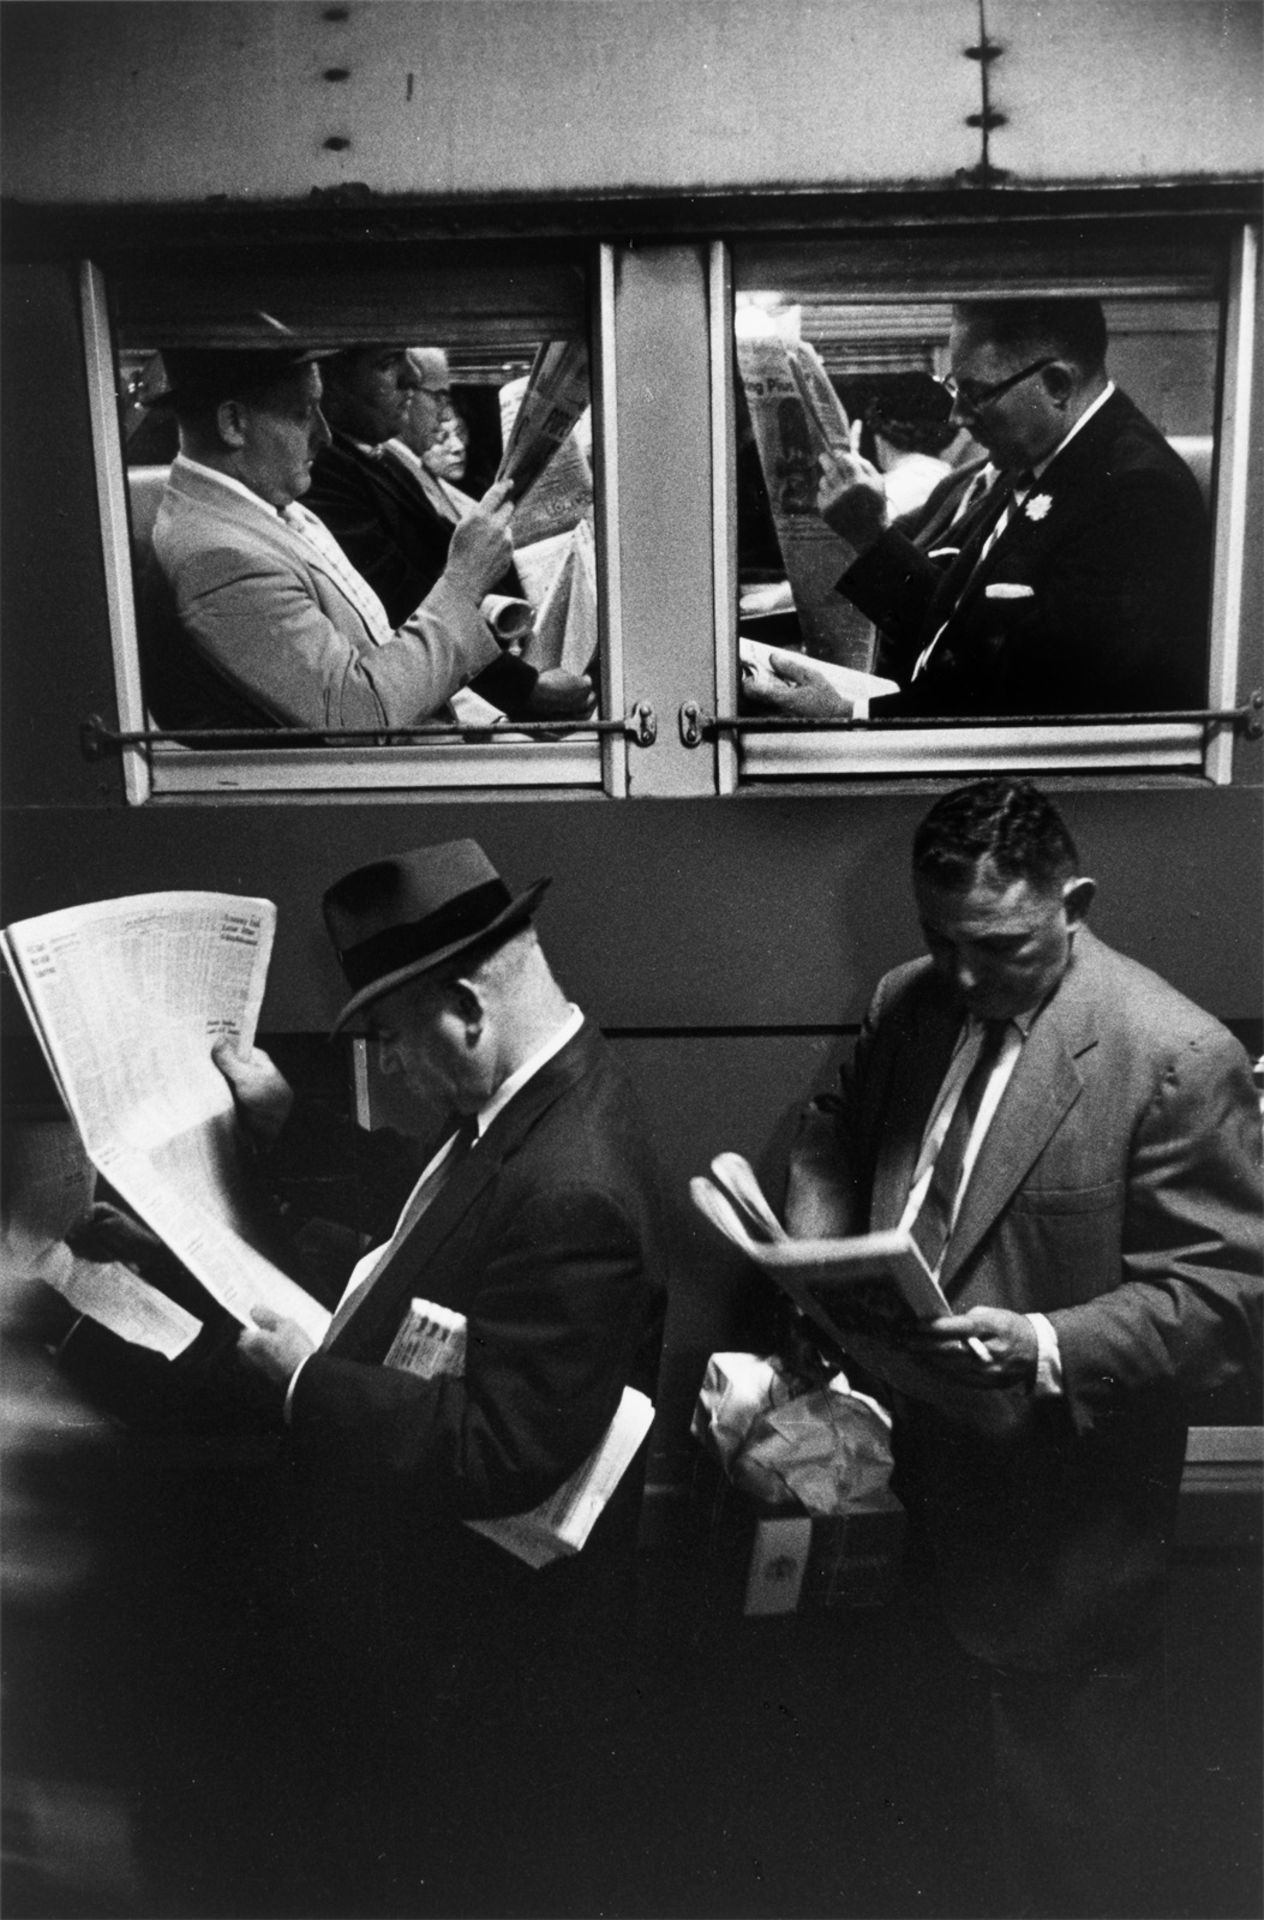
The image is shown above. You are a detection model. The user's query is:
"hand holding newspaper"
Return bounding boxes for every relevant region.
[2,892,330,1351]
[385,1298,654,1569]
[691,1153,989,1373]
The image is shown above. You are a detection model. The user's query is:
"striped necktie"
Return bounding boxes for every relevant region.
[280,501,394,645]
[908,1020,1009,1273]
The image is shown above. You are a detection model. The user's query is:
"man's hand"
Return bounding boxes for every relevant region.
[817,440,888,553]
[445,480,515,601]
[905,1306,1039,1389]
[742,650,852,721]
[523,668,597,719]
[67,1201,170,1274]
[212,1040,294,1143]
[236,1306,315,1391]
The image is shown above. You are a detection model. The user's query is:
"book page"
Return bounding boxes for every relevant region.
[2,893,329,1347]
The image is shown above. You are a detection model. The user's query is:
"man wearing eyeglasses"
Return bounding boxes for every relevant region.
[754,298,1210,721]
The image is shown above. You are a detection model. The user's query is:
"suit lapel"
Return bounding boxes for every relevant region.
[939,938,1101,1294]
[327,1023,600,1357]
[948,389,1130,617]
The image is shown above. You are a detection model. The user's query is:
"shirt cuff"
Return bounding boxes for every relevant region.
[283,1352,313,1424]
[1027,1312,1063,1397]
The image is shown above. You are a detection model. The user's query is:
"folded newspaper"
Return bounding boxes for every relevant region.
[385,1297,654,1570]
[1,892,331,1350]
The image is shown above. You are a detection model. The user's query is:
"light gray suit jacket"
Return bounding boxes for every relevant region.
[794,929,1262,1667]
[148,460,501,731]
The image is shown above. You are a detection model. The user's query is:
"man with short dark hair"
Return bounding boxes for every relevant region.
[143,341,519,733]
[787,777,1261,1916]
[751,298,1210,719]
[304,344,593,719]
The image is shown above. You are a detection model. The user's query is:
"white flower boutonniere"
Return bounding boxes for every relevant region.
[1025,493,1053,523]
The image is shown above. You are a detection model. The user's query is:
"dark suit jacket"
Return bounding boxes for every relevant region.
[276,1019,666,1700]
[803,930,1261,1670]
[305,432,540,718]
[841,390,1210,716]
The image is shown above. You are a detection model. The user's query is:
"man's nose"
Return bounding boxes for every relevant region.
[399,361,423,392]
[311,406,333,451]
[948,393,975,432]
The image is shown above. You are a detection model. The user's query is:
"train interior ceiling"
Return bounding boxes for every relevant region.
[1,3,1261,1917]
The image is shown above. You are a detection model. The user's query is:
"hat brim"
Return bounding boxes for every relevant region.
[329,877,551,1035]
[143,347,339,409]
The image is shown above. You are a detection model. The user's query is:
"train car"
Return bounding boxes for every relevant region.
[2,5,1260,1916]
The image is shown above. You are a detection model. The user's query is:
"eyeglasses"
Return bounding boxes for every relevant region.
[938,356,1058,414]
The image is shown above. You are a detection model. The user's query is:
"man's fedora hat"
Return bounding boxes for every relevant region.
[146,312,334,411]
[324,840,550,1033]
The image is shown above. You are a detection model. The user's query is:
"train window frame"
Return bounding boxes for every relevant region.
[710,223,1258,791]
[81,250,628,804]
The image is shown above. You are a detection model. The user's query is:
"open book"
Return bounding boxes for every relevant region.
[386,1298,654,1570]
[2,892,330,1350]
[691,1152,956,1352]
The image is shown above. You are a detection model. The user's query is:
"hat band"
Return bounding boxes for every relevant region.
[339,878,514,993]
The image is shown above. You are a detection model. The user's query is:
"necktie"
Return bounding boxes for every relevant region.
[280,501,395,645]
[320,1116,480,1349]
[907,1020,1009,1273]
[912,474,1032,680]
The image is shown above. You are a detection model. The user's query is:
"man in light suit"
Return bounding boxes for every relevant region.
[140,343,518,733]
[751,299,1209,720]
[786,778,1260,1917]
[215,839,667,1911]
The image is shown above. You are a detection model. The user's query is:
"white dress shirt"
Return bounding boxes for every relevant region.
[900,1012,1063,1395]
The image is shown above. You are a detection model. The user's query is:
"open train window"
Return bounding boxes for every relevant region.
[717,221,1257,786]
[83,246,624,802]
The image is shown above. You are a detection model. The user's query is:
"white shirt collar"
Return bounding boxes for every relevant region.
[172,451,285,517]
[476,1002,585,1138]
[1030,380,1115,482]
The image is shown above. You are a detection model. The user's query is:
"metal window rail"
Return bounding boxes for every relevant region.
[81,704,658,759]
[678,693,1262,747]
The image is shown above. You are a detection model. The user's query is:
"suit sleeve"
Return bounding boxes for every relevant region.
[304,454,543,718]
[169,536,502,729]
[1051,1029,1263,1436]
[286,1181,650,1519]
[968,468,1208,710]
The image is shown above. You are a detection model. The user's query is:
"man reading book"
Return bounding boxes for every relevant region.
[785,777,1261,1918]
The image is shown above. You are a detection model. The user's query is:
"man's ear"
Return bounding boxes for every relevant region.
[216,398,248,449]
[1062,876,1096,928]
[1041,361,1076,408]
[450,978,485,1041]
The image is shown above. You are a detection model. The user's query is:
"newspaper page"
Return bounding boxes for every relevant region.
[736,311,877,672]
[1,893,330,1346]
[515,520,598,678]
[0,1114,201,1358]
[385,1295,653,1569]
[496,341,592,531]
